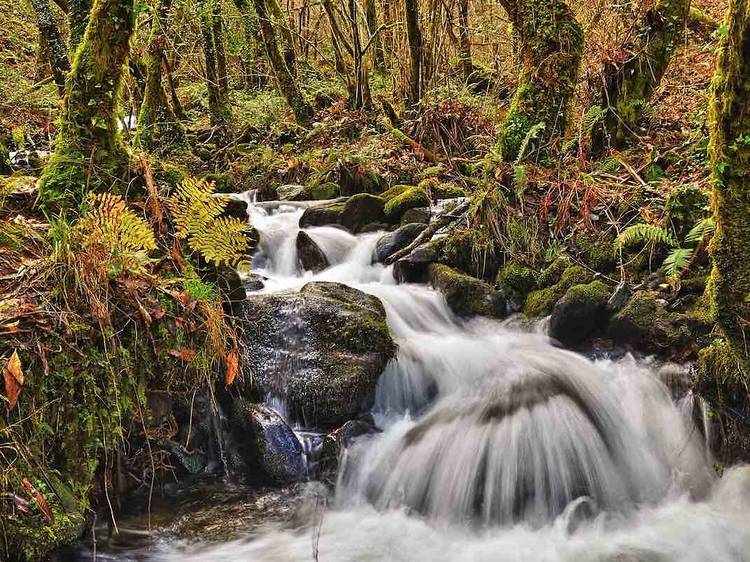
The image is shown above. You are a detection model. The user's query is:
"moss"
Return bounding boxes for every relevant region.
[523,265,593,317]
[496,262,538,305]
[380,184,412,201]
[417,178,466,200]
[562,280,610,307]
[303,181,340,200]
[340,193,386,232]
[429,263,506,318]
[383,187,430,223]
[664,184,709,239]
[537,255,573,287]
[575,236,616,273]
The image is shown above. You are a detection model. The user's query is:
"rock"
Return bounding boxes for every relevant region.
[340,193,386,233]
[496,263,538,310]
[441,227,501,280]
[428,264,507,318]
[277,184,307,201]
[303,182,340,200]
[400,207,431,225]
[221,196,249,222]
[230,399,306,484]
[607,291,690,352]
[374,223,427,263]
[359,222,390,233]
[299,201,346,228]
[296,231,329,272]
[418,178,466,200]
[524,265,594,318]
[244,273,267,292]
[241,282,396,428]
[606,281,631,313]
[393,238,445,283]
[384,187,430,223]
[549,281,611,347]
[161,439,208,475]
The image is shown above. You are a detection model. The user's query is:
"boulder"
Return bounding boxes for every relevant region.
[607,291,690,352]
[374,223,427,263]
[393,238,445,283]
[221,197,249,222]
[523,265,594,318]
[428,263,507,318]
[244,273,267,292]
[400,207,431,225]
[549,281,611,347]
[277,184,307,201]
[340,193,386,233]
[303,182,340,200]
[384,187,430,223]
[299,201,346,228]
[496,262,537,311]
[296,231,329,272]
[241,282,396,428]
[229,399,306,484]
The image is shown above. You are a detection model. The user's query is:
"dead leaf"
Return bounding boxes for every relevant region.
[225,348,239,386]
[138,302,152,326]
[177,291,190,307]
[168,348,196,362]
[3,351,24,411]
[152,306,166,321]
[22,478,54,524]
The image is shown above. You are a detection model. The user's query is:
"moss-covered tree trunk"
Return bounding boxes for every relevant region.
[39,0,136,209]
[136,0,186,151]
[404,0,422,105]
[198,0,230,125]
[497,0,583,161]
[233,0,267,89]
[212,0,230,97]
[702,0,750,379]
[68,0,92,50]
[598,0,691,148]
[29,0,70,95]
[266,0,297,75]
[457,0,473,82]
[365,0,386,72]
[251,0,313,125]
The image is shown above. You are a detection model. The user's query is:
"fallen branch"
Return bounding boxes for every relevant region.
[382,119,442,164]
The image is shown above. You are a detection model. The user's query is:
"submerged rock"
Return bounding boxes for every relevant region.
[428,263,507,318]
[241,282,396,428]
[374,223,427,263]
[230,399,306,484]
[296,231,329,272]
[549,281,611,347]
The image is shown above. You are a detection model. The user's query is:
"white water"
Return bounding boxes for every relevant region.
[149,200,750,560]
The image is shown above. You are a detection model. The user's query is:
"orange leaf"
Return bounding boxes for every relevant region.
[225,348,239,386]
[168,348,196,361]
[177,291,190,307]
[4,351,24,412]
[22,478,54,524]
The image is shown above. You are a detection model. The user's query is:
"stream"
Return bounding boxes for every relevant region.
[72,197,750,561]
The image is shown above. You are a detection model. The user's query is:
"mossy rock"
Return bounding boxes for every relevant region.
[341,193,386,233]
[665,184,709,240]
[400,207,430,225]
[607,291,691,352]
[383,187,430,223]
[441,227,501,280]
[303,181,340,200]
[549,281,611,347]
[428,263,507,319]
[418,178,466,200]
[380,184,412,201]
[496,262,538,307]
[537,255,574,287]
[523,265,594,317]
[299,201,346,228]
[374,223,427,263]
[575,236,616,273]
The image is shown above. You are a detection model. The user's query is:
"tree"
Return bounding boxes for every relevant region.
[232,0,267,88]
[38,0,136,209]
[69,0,92,50]
[29,0,70,95]
[404,0,423,105]
[700,0,750,382]
[251,0,313,124]
[457,0,473,82]
[497,0,583,161]
[136,0,186,151]
[365,0,386,72]
[597,0,691,148]
[197,0,231,126]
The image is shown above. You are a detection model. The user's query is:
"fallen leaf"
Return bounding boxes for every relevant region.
[138,302,152,326]
[22,478,53,524]
[177,291,190,307]
[225,348,239,386]
[3,351,24,411]
[168,348,196,361]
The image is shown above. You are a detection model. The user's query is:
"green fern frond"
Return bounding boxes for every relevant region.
[616,223,677,250]
[512,164,529,202]
[515,122,546,164]
[663,247,694,276]
[685,217,716,245]
[581,105,606,138]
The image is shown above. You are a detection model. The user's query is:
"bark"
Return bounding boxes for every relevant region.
[29,0,70,95]
[266,0,297,75]
[212,0,230,97]
[404,0,423,105]
[497,0,583,161]
[136,0,186,151]
[457,0,473,82]
[198,0,230,125]
[703,0,750,377]
[598,0,691,148]
[365,0,386,71]
[39,0,136,209]
[233,0,267,89]
[69,0,92,50]
[251,0,313,124]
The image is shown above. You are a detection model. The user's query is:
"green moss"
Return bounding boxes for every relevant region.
[496,262,538,304]
[562,280,610,306]
[523,265,593,316]
[537,255,573,287]
[664,184,709,239]
[417,178,466,200]
[429,263,506,318]
[575,236,616,273]
[380,184,412,201]
[303,181,340,200]
[383,187,430,222]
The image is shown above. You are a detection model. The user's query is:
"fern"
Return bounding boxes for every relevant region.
[169,177,251,267]
[685,217,716,245]
[616,223,677,250]
[515,122,546,164]
[663,247,694,276]
[581,105,606,139]
[512,164,529,203]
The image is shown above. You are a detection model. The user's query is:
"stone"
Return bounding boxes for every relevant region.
[296,231,329,272]
[400,207,431,225]
[277,184,307,201]
[549,281,611,347]
[299,201,346,228]
[428,263,507,318]
[340,193,386,233]
[393,238,445,283]
[374,223,427,263]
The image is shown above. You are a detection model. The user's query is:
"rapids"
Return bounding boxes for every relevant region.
[79,197,750,561]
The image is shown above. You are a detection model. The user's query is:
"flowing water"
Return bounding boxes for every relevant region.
[77,198,750,561]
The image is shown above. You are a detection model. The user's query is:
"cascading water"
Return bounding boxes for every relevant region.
[85,197,750,561]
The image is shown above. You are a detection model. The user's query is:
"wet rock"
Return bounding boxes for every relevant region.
[277,184,306,201]
[161,440,208,475]
[606,281,631,313]
[496,263,538,311]
[221,197,249,222]
[241,282,396,428]
[374,223,427,263]
[299,201,346,228]
[523,265,594,318]
[400,207,431,225]
[340,193,386,233]
[360,222,390,233]
[230,399,306,484]
[428,263,507,318]
[384,186,430,223]
[296,231,329,272]
[244,273,267,292]
[549,281,611,347]
[393,238,445,283]
[303,182,340,200]
[607,291,690,352]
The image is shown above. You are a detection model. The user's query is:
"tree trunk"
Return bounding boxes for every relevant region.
[700,0,750,381]
[29,0,70,95]
[39,0,136,209]
[212,0,230,97]
[598,0,691,148]
[266,0,297,75]
[68,0,92,51]
[497,0,583,161]
[457,0,473,82]
[233,0,266,89]
[136,0,185,151]
[365,0,386,72]
[404,0,422,105]
[198,0,230,125]
[251,0,313,124]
